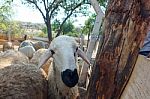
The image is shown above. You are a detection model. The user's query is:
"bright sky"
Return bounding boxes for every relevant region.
[12,0,44,23]
[12,0,95,27]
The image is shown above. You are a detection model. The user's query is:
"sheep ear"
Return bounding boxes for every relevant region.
[38,49,53,68]
[77,48,90,65]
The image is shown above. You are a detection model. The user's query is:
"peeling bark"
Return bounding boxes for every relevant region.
[87,0,150,99]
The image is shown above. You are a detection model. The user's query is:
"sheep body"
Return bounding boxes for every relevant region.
[0,63,47,99]
[3,42,14,51]
[19,40,33,48]
[19,46,36,59]
[0,50,29,68]
[32,41,49,51]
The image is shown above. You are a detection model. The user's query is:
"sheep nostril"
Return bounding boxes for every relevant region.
[61,69,79,88]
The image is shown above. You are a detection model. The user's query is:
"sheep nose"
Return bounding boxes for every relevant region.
[61,69,79,87]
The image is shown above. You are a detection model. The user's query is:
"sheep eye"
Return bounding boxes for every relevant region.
[50,49,55,55]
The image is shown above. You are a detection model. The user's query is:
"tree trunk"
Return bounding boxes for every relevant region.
[87,0,150,99]
[45,13,52,42]
[47,25,52,42]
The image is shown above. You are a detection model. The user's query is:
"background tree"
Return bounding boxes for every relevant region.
[82,14,96,43]
[0,0,13,32]
[22,0,91,42]
[87,0,150,99]
[10,21,25,38]
[61,20,74,34]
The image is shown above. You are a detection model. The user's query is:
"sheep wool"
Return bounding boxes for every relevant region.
[19,46,36,59]
[3,42,14,51]
[19,40,33,48]
[30,48,52,75]
[33,41,49,51]
[0,50,29,68]
[0,63,47,99]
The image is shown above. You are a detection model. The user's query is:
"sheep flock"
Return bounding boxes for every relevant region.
[0,35,90,99]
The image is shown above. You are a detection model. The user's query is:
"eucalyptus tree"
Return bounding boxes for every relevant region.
[22,0,91,41]
[0,0,13,32]
[87,0,150,98]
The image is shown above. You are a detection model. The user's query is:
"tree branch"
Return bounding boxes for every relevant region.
[55,2,83,37]
[42,0,47,12]
[27,0,46,22]
[49,0,62,19]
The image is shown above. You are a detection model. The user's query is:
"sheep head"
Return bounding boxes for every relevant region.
[38,35,90,87]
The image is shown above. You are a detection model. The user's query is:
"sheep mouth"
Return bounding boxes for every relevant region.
[61,69,79,88]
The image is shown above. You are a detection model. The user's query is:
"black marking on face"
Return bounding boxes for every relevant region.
[61,69,79,87]
[50,49,55,55]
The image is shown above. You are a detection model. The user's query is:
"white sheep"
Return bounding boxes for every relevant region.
[19,40,33,48]
[38,35,90,99]
[18,46,36,59]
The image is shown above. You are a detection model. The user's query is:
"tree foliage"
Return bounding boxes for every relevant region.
[61,20,74,34]
[22,0,91,41]
[98,0,108,7]
[82,14,96,35]
[10,21,25,37]
[52,19,80,37]
[0,0,13,32]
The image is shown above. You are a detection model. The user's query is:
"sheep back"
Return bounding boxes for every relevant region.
[19,46,35,59]
[0,63,48,99]
[32,41,48,51]
[19,40,33,48]
[30,49,52,75]
[0,50,29,68]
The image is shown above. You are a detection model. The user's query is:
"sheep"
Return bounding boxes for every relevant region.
[3,41,14,51]
[30,48,52,75]
[18,40,36,59]
[19,40,33,49]
[0,63,48,99]
[38,35,90,99]
[0,50,29,68]
[32,41,49,51]
[18,46,36,59]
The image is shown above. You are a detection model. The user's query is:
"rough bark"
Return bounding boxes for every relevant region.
[45,12,52,42]
[87,0,150,99]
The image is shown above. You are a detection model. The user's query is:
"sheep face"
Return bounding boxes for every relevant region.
[38,35,90,88]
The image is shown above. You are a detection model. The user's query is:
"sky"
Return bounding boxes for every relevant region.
[12,0,95,27]
[12,0,44,23]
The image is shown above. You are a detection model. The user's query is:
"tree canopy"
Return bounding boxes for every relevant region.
[22,0,92,41]
[0,0,13,32]
[82,14,96,35]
